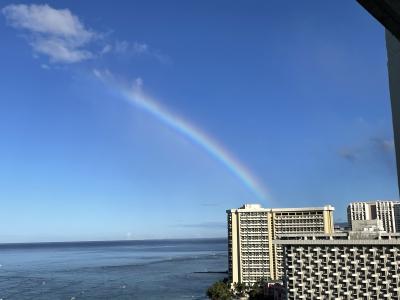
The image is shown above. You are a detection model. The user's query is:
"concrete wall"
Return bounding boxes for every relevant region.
[282,240,400,299]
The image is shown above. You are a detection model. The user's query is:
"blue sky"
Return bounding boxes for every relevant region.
[0,1,397,242]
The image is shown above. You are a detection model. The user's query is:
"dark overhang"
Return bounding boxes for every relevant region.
[357,0,400,41]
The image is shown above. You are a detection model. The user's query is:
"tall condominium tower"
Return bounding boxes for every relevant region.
[347,200,400,233]
[226,204,335,284]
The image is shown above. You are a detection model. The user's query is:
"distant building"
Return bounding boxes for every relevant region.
[226,204,334,284]
[395,202,400,233]
[334,222,349,232]
[277,221,400,300]
[347,200,400,233]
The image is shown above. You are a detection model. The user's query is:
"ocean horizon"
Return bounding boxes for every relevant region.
[0,237,227,247]
[0,238,228,299]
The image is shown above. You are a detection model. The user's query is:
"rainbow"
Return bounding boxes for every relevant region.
[93,69,269,200]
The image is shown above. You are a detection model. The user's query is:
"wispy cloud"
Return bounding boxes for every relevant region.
[102,40,171,64]
[338,148,358,163]
[93,68,143,95]
[338,137,396,169]
[371,137,395,153]
[100,44,112,55]
[2,4,95,63]
[2,3,170,65]
[370,137,396,169]
[114,40,148,54]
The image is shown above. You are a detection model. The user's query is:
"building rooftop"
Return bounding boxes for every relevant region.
[349,200,400,204]
[274,230,400,245]
[274,238,400,245]
[227,203,334,213]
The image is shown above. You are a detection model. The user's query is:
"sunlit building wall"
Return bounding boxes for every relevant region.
[226,204,334,284]
[395,203,400,233]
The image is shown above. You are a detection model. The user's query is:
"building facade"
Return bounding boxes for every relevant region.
[227,204,335,284]
[395,202,400,233]
[278,235,400,300]
[347,200,400,233]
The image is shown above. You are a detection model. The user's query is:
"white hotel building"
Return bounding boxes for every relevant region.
[347,200,400,233]
[227,204,335,284]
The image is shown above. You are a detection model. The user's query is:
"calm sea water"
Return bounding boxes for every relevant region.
[0,239,227,300]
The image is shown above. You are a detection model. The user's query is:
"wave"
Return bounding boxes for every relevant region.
[72,252,227,273]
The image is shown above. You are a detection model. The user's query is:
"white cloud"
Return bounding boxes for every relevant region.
[114,40,129,53]
[2,4,95,63]
[32,37,93,63]
[101,44,112,54]
[2,4,170,65]
[112,40,170,64]
[132,42,148,53]
[93,68,144,96]
[114,40,148,54]
[2,4,92,39]
[93,68,113,82]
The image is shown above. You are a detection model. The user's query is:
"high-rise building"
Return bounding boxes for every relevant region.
[395,202,400,233]
[347,200,400,233]
[277,221,400,300]
[226,204,334,284]
[386,29,400,194]
[356,0,400,196]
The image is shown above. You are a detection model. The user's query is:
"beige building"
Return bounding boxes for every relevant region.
[347,200,400,233]
[227,204,335,284]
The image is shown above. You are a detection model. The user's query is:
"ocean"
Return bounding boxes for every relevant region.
[0,238,228,299]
